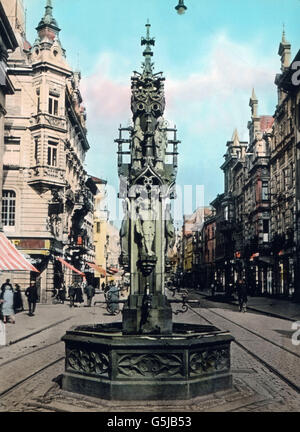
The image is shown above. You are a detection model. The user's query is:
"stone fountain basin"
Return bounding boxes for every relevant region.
[60,322,234,400]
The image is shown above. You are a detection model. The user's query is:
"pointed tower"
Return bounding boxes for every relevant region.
[249,88,258,117]
[117,23,179,335]
[278,27,291,71]
[36,0,60,42]
[231,128,240,147]
[31,0,67,62]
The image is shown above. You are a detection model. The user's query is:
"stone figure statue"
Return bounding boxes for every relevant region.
[132,117,144,169]
[165,204,175,253]
[154,116,167,170]
[120,200,130,267]
[135,198,156,257]
[255,131,267,156]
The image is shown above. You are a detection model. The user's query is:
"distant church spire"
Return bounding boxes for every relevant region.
[141,20,155,75]
[232,128,240,146]
[249,88,258,117]
[278,26,291,71]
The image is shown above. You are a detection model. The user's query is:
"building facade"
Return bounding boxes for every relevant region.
[91,176,108,288]
[2,0,95,302]
[270,32,300,299]
[0,0,18,233]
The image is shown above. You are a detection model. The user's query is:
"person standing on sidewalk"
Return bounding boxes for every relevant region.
[0,283,15,324]
[74,282,84,306]
[68,284,75,307]
[25,281,39,317]
[85,283,95,307]
[13,284,24,313]
[236,278,248,312]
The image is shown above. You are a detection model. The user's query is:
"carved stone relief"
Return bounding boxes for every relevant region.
[67,348,109,377]
[117,353,183,378]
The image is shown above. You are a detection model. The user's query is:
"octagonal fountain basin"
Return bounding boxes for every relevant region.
[60,322,234,401]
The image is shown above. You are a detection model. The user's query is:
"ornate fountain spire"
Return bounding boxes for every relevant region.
[141,20,155,75]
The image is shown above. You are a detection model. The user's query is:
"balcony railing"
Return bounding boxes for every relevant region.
[28,166,66,187]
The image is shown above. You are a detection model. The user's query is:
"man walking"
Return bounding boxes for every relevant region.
[25,281,39,316]
[236,278,248,312]
[85,283,95,307]
[68,284,75,307]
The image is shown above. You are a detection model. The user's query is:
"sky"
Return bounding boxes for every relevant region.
[24,0,300,222]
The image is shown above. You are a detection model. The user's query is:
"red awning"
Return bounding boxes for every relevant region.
[107,267,119,275]
[0,233,39,272]
[56,257,86,278]
[86,262,106,276]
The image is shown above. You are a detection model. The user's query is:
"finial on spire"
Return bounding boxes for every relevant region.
[251,88,257,101]
[282,23,286,43]
[141,21,155,75]
[278,24,291,71]
[232,128,240,145]
[249,88,258,116]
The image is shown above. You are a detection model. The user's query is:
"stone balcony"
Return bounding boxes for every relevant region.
[28,165,66,188]
[29,113,67,132]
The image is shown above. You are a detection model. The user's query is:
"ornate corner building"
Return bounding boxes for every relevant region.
[1,0,96,302]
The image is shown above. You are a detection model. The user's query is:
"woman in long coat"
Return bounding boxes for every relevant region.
[13,284,24,313]
[0,285,15,324]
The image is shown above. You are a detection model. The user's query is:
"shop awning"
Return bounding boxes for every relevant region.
[56,257,86,278]
[0,233,39,272]
[107,267,119,275]
[86,262,106,276]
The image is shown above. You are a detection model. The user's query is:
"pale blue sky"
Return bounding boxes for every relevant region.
[24,0,300,220]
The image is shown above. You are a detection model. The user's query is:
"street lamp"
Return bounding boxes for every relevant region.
[175,0,187,14]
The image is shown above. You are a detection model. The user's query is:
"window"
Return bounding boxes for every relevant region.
[48,95,59,116]
[262,182,269,200]
[2,191,16,227]
[47,141,58,167]
[34,138,39,164]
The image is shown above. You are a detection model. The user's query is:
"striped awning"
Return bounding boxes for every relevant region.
[0,233,39,272]
[56,257,86,278]
[86,262,106,276]
[107,267,119,275]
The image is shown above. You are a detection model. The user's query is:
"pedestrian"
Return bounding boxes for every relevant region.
[74,282,84,306]
[106,281,119,315]
[85,283,95,307]
[68,284,75,307]
[0,282,15,324]
[25,281,39,317]
[58,284,66,304]
[211,280,216,297]
[236,278,248,312]
[13,284,24,313]
[0,279,13,292]
[101,281,105,291]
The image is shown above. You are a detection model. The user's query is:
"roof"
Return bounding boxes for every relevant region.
[0,233,39,272]
[260,116,274,131]
[90,176,107,185]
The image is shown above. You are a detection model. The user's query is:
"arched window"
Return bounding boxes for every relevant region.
[2,191,16,227]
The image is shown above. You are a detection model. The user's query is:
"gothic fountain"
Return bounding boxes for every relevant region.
[60,23,234,401]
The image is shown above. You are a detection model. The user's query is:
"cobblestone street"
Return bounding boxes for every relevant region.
[0,291,299,412]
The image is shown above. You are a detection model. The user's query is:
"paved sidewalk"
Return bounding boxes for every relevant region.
[0,292,113,346]
[192,289,300,322]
